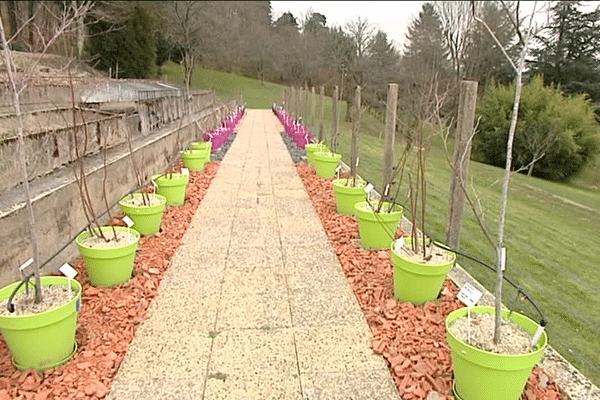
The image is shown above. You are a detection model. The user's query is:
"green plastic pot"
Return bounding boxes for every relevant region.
[332,178,368,216]
[390,238,455,304]
[446,306,548,400]
[0,276,81,371]
[354,201,403,249]
[181,149,209,171]
[190,142,212,162]
[76,226,140,287]
[305,143,328,166]
[313,152,342,179]
[152,173,189,207]
[119,193,167,236]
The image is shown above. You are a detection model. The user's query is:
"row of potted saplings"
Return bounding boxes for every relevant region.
[284,118,548,400]
[0,107,245,374]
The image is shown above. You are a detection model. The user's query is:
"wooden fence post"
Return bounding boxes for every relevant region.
[350,86,362,179]
[330,86,339,152]
[382,83,398,201]
[446,80,478,249]
[311,86,316,134]
[319,86,325,142]
[303,83,309,124]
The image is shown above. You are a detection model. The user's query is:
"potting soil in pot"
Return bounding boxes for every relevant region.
[122,196,164,207]
[449,313,536,354]
[82,231,138,248]
[0,286,75,316]
[396,241,454,264]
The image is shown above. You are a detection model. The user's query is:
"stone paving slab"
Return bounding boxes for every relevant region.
[108,110,401,399]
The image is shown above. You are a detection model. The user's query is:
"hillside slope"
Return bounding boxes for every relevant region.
[161,62,283,109]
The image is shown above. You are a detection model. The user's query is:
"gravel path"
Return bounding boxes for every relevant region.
[108,110,399,400]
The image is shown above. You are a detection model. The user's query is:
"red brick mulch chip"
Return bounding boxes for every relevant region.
[296,163,565,400]
[0,162,219,400]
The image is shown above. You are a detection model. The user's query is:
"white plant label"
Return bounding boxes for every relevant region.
[364,183,374,193]
[59,263,78,279]
[123,216,134,227]
[394,237,405,254]
[384,184,390,197]
[499,246,506,271]
[355,157,360,167]
[181,168,189,175]
[457,282,483,307]
[19,258,33,272]
[531,324,545,347]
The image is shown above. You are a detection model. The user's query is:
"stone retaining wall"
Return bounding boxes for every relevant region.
[0,91,213,194]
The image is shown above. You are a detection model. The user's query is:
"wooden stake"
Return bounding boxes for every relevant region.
[291,87,296,118]
[311,87,316,134]
[382,83,398,201]
[350,86,362,181]
[446,80,478,249]
[319,86,325,142]
[303,83,309,123]
[330,86,339,152]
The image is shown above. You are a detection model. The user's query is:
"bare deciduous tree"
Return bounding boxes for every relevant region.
[0,1,92,303]
[434,1,477,84]
[160,1,214,96]
[519,120,561,176]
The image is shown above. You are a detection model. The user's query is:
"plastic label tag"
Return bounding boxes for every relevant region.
[394,237,404,254]
[499,247,506,271]
[75,298,81,312]
[384,184,390,197]
[181,168,189,175]
[123,216,134,227]
[531,324,545,347]
[355,157,360,167]
[457,282,483,307]
[59,263,78,279]
[19,258,33,272]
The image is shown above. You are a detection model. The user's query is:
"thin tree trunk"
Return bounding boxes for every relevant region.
[0,19,42,302]
[75,0,86,58]
[495,71,523,344]
[527,154,537,176]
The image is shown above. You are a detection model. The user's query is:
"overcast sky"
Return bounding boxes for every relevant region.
[270,1,600,53]
[270,1,424,51]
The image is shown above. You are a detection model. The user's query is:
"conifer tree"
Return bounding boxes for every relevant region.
[529,1,600,104]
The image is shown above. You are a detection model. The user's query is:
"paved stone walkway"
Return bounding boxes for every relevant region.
[108,110,400,400]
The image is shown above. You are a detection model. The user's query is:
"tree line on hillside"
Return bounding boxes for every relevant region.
[1,1,599,181]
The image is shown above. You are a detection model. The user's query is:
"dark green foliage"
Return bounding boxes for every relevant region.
[403,3,449,72]
[529,1,600,104]
[274,11,299,28]
[155,31,182,67]
[360,30,398,109]
[399,3,452,120]
[86,3,157,79]
[303,12,327,33]
[474,76,600,181]
[463,1,516,90]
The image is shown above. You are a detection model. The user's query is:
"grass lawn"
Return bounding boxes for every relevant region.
[161,62,283,109]
[162,65,600,384]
